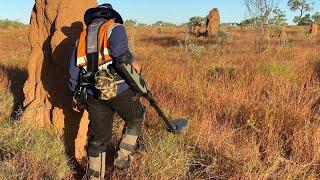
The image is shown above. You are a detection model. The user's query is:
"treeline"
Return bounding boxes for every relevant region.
[0,19,27,29]
[124,19,180,27]
[240,0,319,26]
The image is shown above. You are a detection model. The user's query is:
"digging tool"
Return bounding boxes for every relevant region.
[114,61,189,134]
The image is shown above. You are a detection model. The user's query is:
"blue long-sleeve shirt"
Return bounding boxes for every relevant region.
[69,22,133,96]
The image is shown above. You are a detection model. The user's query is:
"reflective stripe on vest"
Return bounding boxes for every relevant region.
[76,20,121,67]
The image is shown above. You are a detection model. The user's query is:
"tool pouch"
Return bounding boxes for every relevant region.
[94,69,118,101]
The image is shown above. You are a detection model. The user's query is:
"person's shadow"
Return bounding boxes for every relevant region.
[40,21,86,177]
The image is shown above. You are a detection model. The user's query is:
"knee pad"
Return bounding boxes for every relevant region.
[126,105,146,131]
[87,140,107,157]
[119,127,139,153]
[135,104,147,123]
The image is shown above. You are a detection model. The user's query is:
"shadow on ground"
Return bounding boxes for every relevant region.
[0,65,28,114]
[38,21,86,178]
[140,35,217,48]
[140,36,181,47]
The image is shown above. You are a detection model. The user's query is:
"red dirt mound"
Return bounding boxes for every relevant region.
[23,0,97,159]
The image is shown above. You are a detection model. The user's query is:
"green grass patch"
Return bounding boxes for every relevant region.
[0,120,71,179]
[259,61,295,79]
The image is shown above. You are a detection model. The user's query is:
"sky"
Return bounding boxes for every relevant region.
[0,0,319,25]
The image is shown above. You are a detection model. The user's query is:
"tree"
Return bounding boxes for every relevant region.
[269,7,288,26]
[294,14,313,25]
[243,0,279,51]
[288,0,314,25]
[152,21,176,27]
[244,0,279,25]
[188,16,206,27]
[239,17,260,26]
[124,19,137,26]
[188,16,206,35]
[312,12,320,24]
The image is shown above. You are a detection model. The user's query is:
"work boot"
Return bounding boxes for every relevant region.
[114,149,132,170]
[86,152,106,180]
[114,128,139,170]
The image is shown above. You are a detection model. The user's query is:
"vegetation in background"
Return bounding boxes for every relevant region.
[312,11,320,24]
[179,34,205,59]
[188,16,206,27]
[124,19,137,26]
[243,0,280,51]
[152,21,177,27]
[269,7,288,27]
[0,19,27,29]
[288,0,314,25]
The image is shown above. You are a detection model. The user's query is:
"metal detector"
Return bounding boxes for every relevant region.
[114,61,189,134]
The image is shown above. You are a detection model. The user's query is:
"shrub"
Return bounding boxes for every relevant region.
[179,34,205,59]
[214,28,231,44]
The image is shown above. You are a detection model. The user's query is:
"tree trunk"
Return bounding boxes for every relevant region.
[23,0,97,159]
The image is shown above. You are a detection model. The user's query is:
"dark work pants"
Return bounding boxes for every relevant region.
[86,89,145,157]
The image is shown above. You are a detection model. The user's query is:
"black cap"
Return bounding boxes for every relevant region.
[84,3,123,25]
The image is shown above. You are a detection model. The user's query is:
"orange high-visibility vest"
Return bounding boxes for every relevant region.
[76,20,121,67]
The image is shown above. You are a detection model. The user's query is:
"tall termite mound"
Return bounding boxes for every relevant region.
[310,22,318,36]
[192,21,202,36]
[23,0,97,159]
[278,29,288,45]
[206,8,220,36]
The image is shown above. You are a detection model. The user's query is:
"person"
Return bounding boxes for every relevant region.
[68,3,146,179]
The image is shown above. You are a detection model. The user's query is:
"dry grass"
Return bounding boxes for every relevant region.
[124,25,320,179]
[1,22,320,179]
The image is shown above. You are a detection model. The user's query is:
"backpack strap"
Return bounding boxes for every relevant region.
[86,20,106,73]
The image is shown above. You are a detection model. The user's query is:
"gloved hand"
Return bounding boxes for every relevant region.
[72,96,81,112]
[72,95,86,112]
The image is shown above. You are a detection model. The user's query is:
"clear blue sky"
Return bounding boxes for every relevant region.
[0,0,319,25]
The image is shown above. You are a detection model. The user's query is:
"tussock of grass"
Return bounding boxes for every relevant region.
[206,65,237,81]
[0,68,13,120]
[0,120,71,179]
[0,90,13,121]
[179,34,205,59]
[214,27,231,44]
[141,130,192,178]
